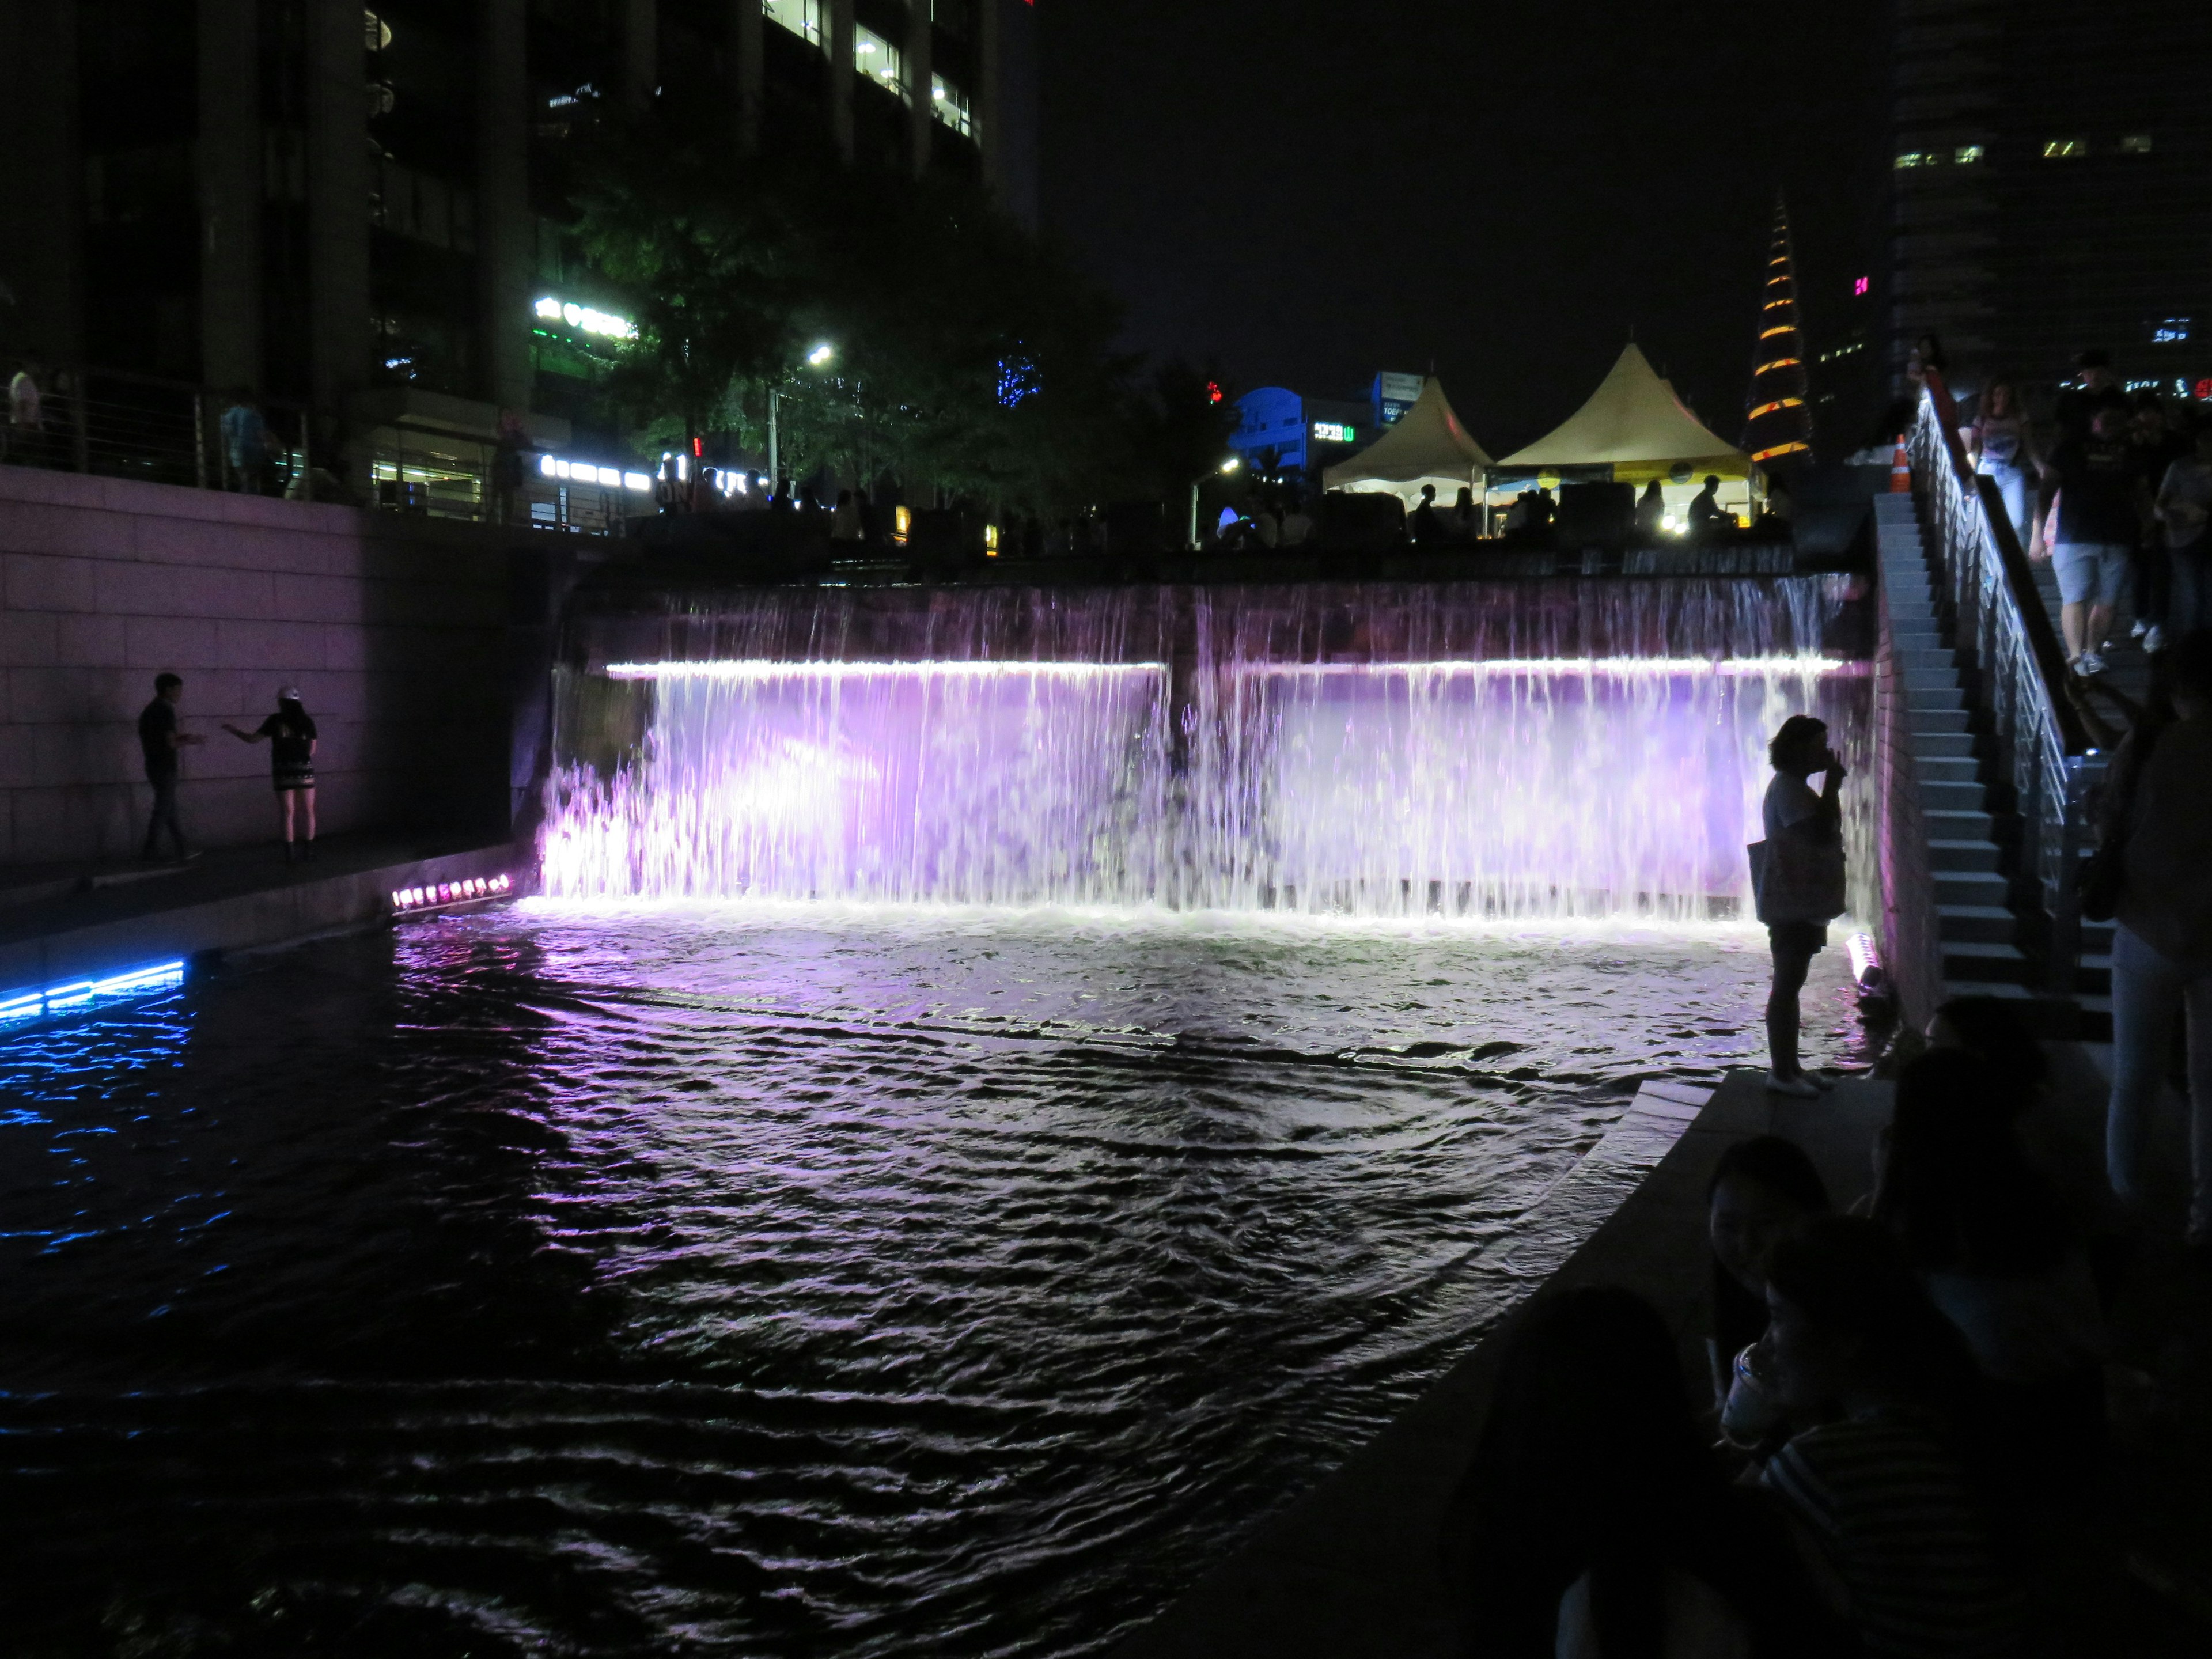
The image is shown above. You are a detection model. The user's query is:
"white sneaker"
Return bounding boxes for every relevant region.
[1764,1071,1821,1099]
[2077,651,2108,676]
[2144,624,2166,652]
[2130,619,2149,639]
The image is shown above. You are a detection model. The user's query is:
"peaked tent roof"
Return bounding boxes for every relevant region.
[1494,343,1750,473]
[1322,376,1492,487]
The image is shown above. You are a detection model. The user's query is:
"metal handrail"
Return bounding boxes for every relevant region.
[1906,387,2106,994]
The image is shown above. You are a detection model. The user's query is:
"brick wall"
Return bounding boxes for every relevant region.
[0,467,524,865]
[1873,574,1944,1032]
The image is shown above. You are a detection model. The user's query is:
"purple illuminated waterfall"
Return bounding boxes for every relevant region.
[541,579,1872,917]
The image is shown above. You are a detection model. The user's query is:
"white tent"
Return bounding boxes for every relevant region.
[1322,377,1492,510]
[1490,343,1757,526]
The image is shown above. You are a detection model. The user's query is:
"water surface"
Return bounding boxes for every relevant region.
[0,902,1866,1656]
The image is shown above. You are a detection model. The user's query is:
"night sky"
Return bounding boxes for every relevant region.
[1040,1,1890,454]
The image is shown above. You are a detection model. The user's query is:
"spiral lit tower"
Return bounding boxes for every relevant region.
[1745,198,1813,469]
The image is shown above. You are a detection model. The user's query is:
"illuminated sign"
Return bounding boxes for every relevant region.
[1853,276,1869,296]
[540,454,653,491]
[1312,421,1357,444]
[533,296,637,340]
[2152,318,2191,344]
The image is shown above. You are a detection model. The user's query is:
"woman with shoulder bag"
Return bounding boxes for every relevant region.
[2101,632,2212,1247]
[1748,716,1849,1099]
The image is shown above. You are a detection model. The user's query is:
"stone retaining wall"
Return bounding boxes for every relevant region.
[0,466,530,865]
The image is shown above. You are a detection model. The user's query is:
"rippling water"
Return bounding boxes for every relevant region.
[0,902,1866,1657]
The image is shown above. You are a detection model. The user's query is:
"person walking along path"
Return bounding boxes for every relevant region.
[1751,714,1848,1099]
[137,673,205,862]
[2099,632,2212,1248]
[224,688,319,862]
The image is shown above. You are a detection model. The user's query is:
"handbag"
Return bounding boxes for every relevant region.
[1748,828,1846,926]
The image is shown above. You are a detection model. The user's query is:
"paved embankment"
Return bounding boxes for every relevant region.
[1114,1058,2212,1657]
[0,832,520,995]
[1112,1071,1886,1658]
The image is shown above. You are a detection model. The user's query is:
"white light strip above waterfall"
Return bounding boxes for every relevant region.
[605,660,1169,681]
[1234,656,1853,677]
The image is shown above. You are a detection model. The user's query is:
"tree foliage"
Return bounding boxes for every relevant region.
[570,124,1152,516]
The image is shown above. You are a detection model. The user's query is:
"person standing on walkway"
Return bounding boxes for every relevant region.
[138,673,205,862]
[224,688,319,862]
[1753,714,1848,1097]
[2101,631,2212,1248]
[2036,403,2150,676]
[1967,381,2035,547]
[2154,415,2212,639]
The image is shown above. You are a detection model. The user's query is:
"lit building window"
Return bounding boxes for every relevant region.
[1953,143,1984,164]
[1893,151,1933,169]
[932,74,974,139]
[855,26,908,103]
[2042,138,2086,158]
[2120,134,2154,155]
[764,0,822,48]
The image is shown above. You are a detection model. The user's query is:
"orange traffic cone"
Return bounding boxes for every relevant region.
[1889,434,1911,493]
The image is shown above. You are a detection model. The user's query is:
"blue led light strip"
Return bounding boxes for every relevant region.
[0,959,186,1026]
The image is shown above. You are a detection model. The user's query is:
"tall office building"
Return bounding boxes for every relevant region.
[1889,0,2212,396]
[0,1,1040,494]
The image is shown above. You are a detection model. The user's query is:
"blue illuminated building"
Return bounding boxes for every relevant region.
[1229,387,1374,479]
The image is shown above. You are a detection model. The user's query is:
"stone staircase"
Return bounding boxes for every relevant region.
[1874,496,2111,1035]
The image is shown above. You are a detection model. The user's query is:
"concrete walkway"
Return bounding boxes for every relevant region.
[0,831,519,998]
[1112,1060,2212,1657]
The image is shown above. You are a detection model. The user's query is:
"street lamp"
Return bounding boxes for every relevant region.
[769,343,837,484]
[1189,456,1241,550]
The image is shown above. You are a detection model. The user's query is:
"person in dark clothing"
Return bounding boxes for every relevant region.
[1449,1286,1845,1658]
[224,687,319,861]
[1410,483,1441,544]
[1687,474,1729,539]
[1755,715,1847,1096]
[1708,1137,1833,1414]
[2052,349,2130,442]
[137,673,205,862]
[2037,403,2152,674]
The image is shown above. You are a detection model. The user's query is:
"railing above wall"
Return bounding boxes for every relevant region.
[1906,384,2106,996]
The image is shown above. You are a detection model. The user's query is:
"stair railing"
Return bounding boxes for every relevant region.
[1905,386,2105,994]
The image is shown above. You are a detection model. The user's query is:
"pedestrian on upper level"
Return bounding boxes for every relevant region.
[7,360,43,467]
[1752,714,1847,1098]
[2127,393,2188,653]
[2100,631,2212,1249]
[1410,483,1441,544]
[2037,402,2152,676]
[2054,348,2129,442]
[1635,478,1666,541]
[654,456,685,515]
[1967,381,2035,548]
[1278,494,1313,547]
[2154,414,2212,637]
[1451,484,1478,541]
[1688,475,1729,540]
[138,673,206,863]
[221,394,274,496]
[224,688,319,862]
